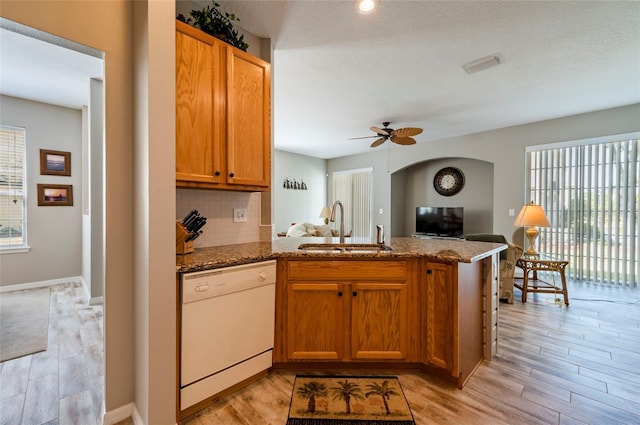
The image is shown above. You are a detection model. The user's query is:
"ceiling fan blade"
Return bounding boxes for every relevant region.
[391,136,416,145]
[370,137,387,148]
[370,126,389,136]
[392,127,423,137]
[348,135,379,140]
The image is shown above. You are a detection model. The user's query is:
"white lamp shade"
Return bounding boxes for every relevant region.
[513,201,550,227]
[319,206,331,219]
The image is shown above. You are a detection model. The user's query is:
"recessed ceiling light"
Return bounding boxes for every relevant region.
[355,0,377,14]
[462,53,504,74]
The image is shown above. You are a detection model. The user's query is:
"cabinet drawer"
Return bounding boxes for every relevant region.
[287,260,407,280]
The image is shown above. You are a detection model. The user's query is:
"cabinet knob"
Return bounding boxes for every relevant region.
[426,269,432,274]
[337,291,343,297]
[229,172,235,178]
[352,291,358,297]
[214,170,221,176]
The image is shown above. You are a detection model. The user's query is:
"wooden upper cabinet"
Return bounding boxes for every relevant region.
[226,49,271,187]
[175,20,271,191]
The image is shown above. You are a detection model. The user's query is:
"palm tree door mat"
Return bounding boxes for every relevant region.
[287,375,415,425]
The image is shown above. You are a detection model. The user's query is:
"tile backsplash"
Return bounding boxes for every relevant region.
[176,189,272,247]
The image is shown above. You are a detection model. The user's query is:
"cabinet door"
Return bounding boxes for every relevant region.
[351,283,408,360]
[287,283,345,360]
[176,27,224,184]
[425,263,455,372]
[226,48,271,187]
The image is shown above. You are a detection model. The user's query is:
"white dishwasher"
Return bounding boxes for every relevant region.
[180,260,276,411]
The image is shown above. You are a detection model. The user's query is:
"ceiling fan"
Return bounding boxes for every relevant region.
[349,121,423,148]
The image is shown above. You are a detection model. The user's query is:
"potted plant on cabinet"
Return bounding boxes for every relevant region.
[177,1,249,51]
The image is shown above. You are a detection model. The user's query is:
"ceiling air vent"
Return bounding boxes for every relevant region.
[462,53,504,74]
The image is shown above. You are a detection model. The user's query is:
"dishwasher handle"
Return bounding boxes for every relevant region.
[194,284,210,293]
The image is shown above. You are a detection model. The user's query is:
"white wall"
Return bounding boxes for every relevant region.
[274,149,327,233]
[0,95,83,286]
[328,104,640,244]
[133,1,177,423]
[88,78,105,300]
[2,1,138,418]
[396,157,494,236]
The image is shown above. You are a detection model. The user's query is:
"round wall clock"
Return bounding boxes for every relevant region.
[433,167,465,196]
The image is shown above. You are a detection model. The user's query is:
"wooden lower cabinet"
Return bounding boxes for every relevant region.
[424,262,455,373]
[351,282,408,360]
[278,259,413,363]
[422,259,486,387]
[286,280,409,361]
[274,257,490,388]
[287,282,345,360]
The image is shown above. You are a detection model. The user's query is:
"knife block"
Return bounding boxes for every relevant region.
[176,221,195,255]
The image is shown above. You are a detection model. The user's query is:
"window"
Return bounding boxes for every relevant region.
[0,125,27,250]
[332,168,373,238]
[528,137,638,287]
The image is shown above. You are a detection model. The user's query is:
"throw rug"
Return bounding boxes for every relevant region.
[0,287,51,362]
[286,375,415,425]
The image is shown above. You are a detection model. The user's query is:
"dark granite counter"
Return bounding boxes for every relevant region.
[176,237,506,273]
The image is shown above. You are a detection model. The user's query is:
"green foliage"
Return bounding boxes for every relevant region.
[296,381,328,413]
[365,380,400,415]
[0,226,22,237]
[177,1,249,51]
[331,380,365,414]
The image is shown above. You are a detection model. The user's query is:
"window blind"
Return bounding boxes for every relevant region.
[529,139,638,287]
[0,125,27,249]
[332,168,373,239]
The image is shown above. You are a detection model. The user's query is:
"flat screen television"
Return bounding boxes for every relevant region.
[415,207,464,238]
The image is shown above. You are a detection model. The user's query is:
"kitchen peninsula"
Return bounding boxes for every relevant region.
[176,237,505,419]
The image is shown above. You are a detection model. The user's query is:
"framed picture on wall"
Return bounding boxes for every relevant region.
[40,149,71,176]
[37,184,73,206]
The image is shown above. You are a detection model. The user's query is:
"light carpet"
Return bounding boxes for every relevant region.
[0,287,51,362]
[287,375,415,425]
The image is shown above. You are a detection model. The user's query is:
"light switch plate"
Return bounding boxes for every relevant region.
[508,209,515,216]
[233,208,247,223]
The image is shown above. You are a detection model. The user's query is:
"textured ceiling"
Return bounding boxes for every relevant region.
[220,0,640,159]
[1,2,638,160]
[0,24,103,111]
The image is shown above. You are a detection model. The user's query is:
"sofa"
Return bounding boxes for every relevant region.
[465,233,523,304]
[283,222,351,238]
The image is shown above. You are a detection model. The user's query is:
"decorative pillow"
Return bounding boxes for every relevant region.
[286,222,314,237]
[314,225,334,237]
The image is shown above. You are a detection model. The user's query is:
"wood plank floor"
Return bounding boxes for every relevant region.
[0,282,103,425]
[1,280,637,424]
[184,281,640,425]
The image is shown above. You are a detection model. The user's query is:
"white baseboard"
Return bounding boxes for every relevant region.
[103,403,172,425]
[132,407,145,425]
[103,403,137,425]
[90,295,104,305]
[0,276,84,293]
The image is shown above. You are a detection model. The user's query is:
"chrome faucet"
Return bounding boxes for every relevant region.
[330,200,345,244]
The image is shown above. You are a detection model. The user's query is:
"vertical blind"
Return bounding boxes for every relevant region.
[332,168,373,239]
[529,138,638,287]
[0,125,26,248]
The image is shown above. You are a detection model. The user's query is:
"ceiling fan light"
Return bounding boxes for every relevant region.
[355,0,376,14]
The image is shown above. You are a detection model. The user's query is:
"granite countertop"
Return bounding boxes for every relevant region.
[176,237,507,273]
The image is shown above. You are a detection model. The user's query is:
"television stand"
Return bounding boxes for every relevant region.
[411,234,464,240]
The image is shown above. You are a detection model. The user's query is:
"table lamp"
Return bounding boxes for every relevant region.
[319,206,331,225]
[513,201,550,258]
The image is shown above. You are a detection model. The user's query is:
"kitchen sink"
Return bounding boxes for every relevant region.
[297,243,392,253]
